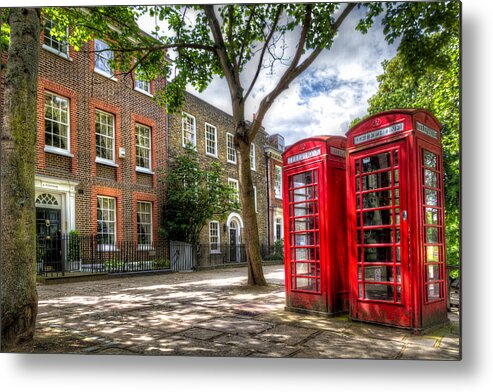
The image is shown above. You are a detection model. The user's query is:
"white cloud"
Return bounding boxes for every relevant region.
[139,5,399,146]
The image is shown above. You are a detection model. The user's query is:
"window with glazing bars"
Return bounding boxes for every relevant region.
[354,149,402,303]
[289,169,320,293]
[136,124,151,170]
[44,92,70,151]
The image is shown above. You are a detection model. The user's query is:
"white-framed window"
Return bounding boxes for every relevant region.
[95,110,116,164]
[250,143,256,171]
[274,165,283,199]
[205,123,218,157]
[43,17,69,58]
[97,196,117,249]
[137,201,153,247]
[226,132,236,164]
[135,123,152,172]
[182,112,196,148]
[275,217,283,241]
[44,91,71,155]
[228,178,239,204]
[253,185,258,213]
[134,67,152,95]
[209,221,221,254]
[94,39,114,78]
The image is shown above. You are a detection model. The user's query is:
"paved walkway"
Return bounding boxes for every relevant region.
[15,265,460,359]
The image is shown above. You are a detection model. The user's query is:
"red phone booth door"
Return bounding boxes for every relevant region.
[286,165,325,310]
[350,142,412,327]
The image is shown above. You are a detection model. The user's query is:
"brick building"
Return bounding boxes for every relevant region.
[265,133,285,248]
[1,18,169,270]
[167,92,272,263]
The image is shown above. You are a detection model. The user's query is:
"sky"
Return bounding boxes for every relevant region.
[138,4,399,146]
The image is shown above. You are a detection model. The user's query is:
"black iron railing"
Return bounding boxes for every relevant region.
[36,234,284,276]
[36,234,170,276]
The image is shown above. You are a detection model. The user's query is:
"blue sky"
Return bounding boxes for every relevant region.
[139,4,399,146]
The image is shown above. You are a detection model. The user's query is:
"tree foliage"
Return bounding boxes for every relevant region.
[361,1,460,275]
[162,147,240,246]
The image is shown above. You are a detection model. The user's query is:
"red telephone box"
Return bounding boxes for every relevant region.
[346,109,448,333]
[282,136,348,316]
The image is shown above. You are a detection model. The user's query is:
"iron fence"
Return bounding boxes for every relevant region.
[36,234,170,276]
[36,234,284,276]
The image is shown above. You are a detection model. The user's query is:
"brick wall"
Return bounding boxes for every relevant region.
[167,92,269,247]
[31,33,167,243]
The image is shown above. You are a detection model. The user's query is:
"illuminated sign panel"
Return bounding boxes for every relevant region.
[287,148,321,164]
[330,146,346,158]
[354,122,404,145]
[416,121,438,139]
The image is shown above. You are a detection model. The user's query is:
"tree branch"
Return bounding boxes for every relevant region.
[244,4,283,102]
[238,5,256,67]
[250,3,356,140]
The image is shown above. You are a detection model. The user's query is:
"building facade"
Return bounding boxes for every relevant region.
[1,18,169,271]
[167,92,271,263]
[265,134,285,248]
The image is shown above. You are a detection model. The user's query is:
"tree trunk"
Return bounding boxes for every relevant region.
[236,136,267,286]
[0,8,40,351]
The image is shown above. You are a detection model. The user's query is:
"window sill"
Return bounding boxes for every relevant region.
[275,195,283,200]
[205,152,218,159]
[134,87,153,98]
[94,68,117,81]
[227,160,237,165]
[44,146,74,158]
[136,167,154,175]
[209,250,222,255]
[95,158,119,168]
[43,44,72,61]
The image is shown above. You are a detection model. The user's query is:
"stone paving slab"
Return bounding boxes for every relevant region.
[15,265,461,361]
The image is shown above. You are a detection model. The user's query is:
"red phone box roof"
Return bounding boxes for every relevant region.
[283,135,347,166]
[346,109,442,149]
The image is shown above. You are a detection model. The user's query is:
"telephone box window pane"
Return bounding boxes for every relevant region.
[425,189,439,206]
[394,189,400,206]
[363,247,393,263]
[356,178,360,192]
[356,195,360,209]
[362,171,391,191]
[427,283,441,300]
[423,151,437,168]
[365,284,394,301]
[295,262,320,277]
[426,227,439,244]
[424,169,438,188]
[362,190,392,208]
[296,278,319,292]
[425,208,439,225]
[396,229,400,244]
[292,247,318,261]
[292,216,317,231]
[362,209,393,226]
[394,169,399,185]
[427,265,440,281]
[362,152,391,173]
[393,150,399,166]
[426,246,440,262]
[356,160,361,175]
[364,266,395,282]
[293,202,317,216]
[358,284,363,298]
[396,267,401,283]
[291,172,314,187]
[363,228,393,244]
[292,186,317,202]
[395,208,400,224]
[293,233,318,246]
